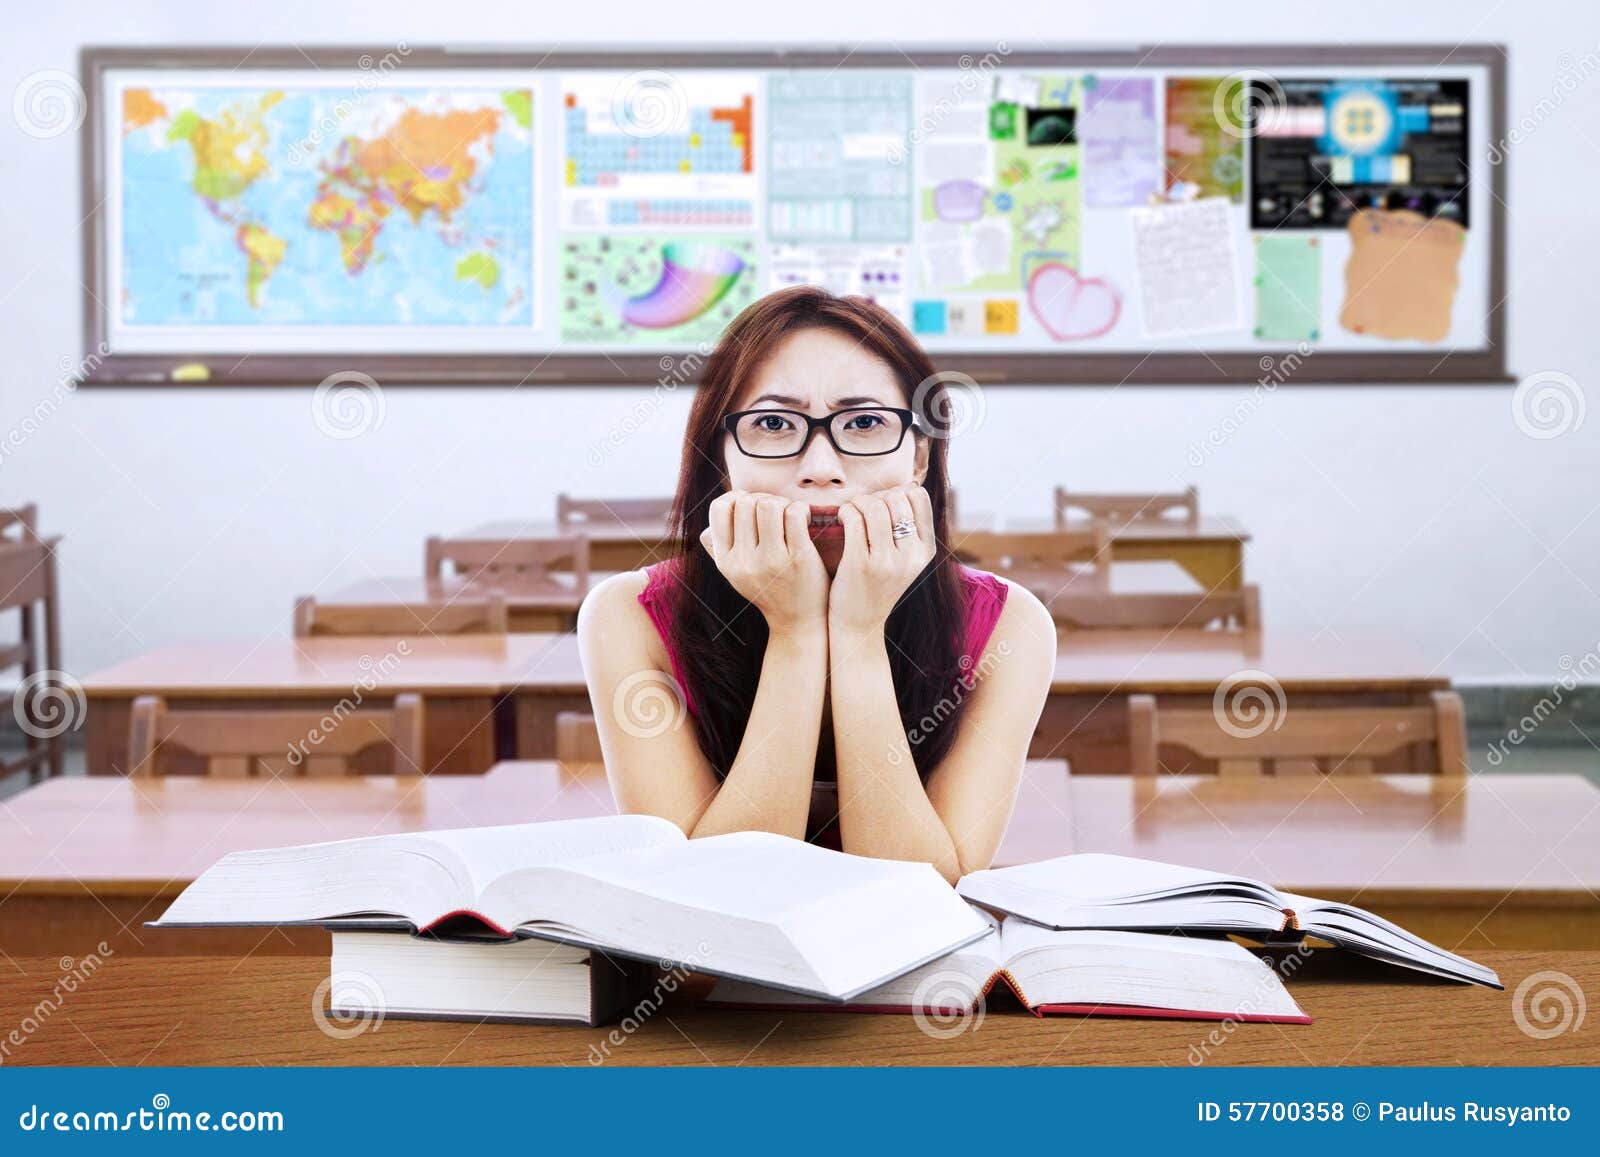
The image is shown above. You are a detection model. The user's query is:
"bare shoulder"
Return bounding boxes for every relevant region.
[987,577,1057,661]
[576,568,661,659]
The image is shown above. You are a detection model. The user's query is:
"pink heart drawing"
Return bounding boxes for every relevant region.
[1027,263,1122,341]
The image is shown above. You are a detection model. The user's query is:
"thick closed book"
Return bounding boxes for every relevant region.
[328,932,658,1026]
[956,853,1502,989]
[149,814,991,1001]
[705,907,1310,1023]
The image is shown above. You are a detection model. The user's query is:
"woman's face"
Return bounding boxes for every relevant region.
[721,326,930,575]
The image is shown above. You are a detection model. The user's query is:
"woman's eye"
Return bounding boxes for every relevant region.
[755,414,791,431]
[845,413,883,429]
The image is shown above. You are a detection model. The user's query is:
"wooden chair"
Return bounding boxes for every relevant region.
[425,533,591,590]
[127,694,425,778]
[1127,690,1468,778]
[554,711,604,763]
[293,592,509,637]
[1055,485,1199,527]
[0,504,63,781]
[1048,583,1262,631]
[963,522,1112,571]
[556,494,673,527]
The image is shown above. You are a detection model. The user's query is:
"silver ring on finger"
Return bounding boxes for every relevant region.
[891,518,916,541]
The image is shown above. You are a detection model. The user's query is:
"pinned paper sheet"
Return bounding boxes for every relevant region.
[1253,235,1321,342]
[1339,209,1466,342]
[1130,197,1243,339]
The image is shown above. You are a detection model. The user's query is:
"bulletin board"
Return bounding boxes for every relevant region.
[79,44,1508,386]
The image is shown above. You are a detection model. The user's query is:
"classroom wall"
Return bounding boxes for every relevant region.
[1,0,1597,686]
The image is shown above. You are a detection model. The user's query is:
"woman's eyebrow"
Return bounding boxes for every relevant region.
[749,392,890,408]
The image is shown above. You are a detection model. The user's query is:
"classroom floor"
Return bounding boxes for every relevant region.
[1,736,1596,803]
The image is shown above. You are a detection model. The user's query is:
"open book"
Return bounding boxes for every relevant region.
[956,853,1502,989]
[705,906,1310,1023]
[150,814,991,1001]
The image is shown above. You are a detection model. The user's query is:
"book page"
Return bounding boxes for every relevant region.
[962,853,1279,905]
[427,814,686,899]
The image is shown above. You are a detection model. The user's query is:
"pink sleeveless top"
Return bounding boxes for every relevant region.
[635,557,1009,721]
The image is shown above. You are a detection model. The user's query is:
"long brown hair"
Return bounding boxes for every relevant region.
[662,284,971,782]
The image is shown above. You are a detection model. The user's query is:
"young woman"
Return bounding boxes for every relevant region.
[576,285,1056,883]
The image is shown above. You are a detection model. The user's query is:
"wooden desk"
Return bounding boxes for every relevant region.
[457,518,676,573]
[1007,771,1600,950]
[5,763,1595,955]
[510,627,1452,771]
[955,514,1251,591]
[313,573,618,633]
[81,634,567,779]
[461,514,1251,592]
[0,535,64,781]
[1,950,1593,1065]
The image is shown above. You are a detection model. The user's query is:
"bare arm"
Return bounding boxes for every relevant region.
[830,585,1055,882]
[577,491,831,840]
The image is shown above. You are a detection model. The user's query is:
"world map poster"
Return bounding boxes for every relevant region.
[115,84,536,332]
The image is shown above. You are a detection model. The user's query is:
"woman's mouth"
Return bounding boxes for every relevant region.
[807,506,844,540]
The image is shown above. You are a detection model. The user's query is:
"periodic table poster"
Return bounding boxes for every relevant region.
[83,47,1505,384]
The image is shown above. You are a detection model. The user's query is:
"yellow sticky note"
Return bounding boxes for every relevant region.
[169,363,211,382]
[984,300,1019,334]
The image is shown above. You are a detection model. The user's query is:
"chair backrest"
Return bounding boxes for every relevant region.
[1055,486,1199,527]
[0,504,40,543]
[127,693,425,778]
[293,593,509,637]
[1047,583,1262,631]
[425,533,591,589]
[556,494,673,527]
[1128,690,1467,778]
[963,522,1113,573]
[555,711,604,764]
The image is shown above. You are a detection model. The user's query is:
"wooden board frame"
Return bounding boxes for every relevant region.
[79,43,1510,387]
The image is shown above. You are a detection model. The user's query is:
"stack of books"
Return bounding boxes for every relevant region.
[151,816,1501,1027]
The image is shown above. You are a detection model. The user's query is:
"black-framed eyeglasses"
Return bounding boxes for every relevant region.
[722,407,918,459]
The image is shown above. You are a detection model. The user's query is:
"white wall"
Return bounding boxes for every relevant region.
[1,1,1597,683]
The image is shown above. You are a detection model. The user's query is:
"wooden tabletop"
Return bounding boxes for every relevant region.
[461,515,1252,545]
[5,765,1596,949]
[959,514,1251,542]
[458,518,672,543]
[508,627,1450,695]
[1015,560,1202,596]
[80,633,568,698]
[20,761,1585,894]
[77,626,1446,701]
[315,573,615,611]
[1,950,1591,1065]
